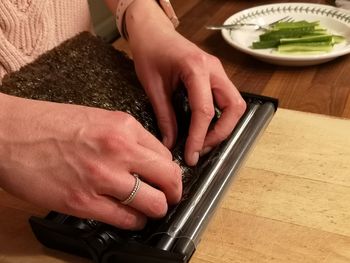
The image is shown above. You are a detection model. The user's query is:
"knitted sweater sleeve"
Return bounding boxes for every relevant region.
[0,0,92,82]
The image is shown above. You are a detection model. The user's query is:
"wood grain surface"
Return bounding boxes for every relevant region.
[115,0,350,118]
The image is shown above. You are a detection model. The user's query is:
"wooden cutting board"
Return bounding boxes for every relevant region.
[1,108,350,263]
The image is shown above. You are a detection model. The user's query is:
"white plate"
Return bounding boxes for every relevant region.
[221,3,350,66]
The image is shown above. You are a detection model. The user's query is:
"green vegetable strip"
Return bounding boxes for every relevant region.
[249,19,346,54]
[271,21,319,30]
[333,35,345,44]
[259,26,316,41]
[280,35,333,44]
[278,43,333,52]
[252,40,280,49]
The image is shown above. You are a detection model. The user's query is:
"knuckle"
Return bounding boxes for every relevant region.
[63,190,89,212]
[119,112,137,128]
[85,163,110,185]
[180,52,208,78]
[187,52,208,66]
[84,160,100,176]
[211,127,230,142]
[84,161,98,176]
[195,104,215,120]
[102,134,123,151]
[171,162,183,189]
[193,52,208,65]
[210,55,222,66]
[97,131,130,154]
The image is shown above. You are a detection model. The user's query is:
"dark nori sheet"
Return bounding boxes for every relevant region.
[0,32,198,200]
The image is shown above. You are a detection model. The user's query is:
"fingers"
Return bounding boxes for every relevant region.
[81,117,182,226]
[99,171,170,219]
[203,70,246,149]
[91,112,182,224]
[182,71,215,166]
[81,195,147,230]
[142,78,178,149]
[155,102,178,149]
[99,143,182,218]
[133,119,173,160]
[130,145,182,205]
[77,170,177,230]
[128,142,182,205]
[120,175,170,218]
[181,57,246,166]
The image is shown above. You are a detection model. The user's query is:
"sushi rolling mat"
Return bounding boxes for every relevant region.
[1,107,350,262]
[1,35,350,262]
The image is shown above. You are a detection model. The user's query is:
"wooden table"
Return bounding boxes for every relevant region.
[2,1,350,262]
[1,109,350,263]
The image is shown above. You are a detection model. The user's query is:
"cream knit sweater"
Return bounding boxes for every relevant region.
[0,0,93,82]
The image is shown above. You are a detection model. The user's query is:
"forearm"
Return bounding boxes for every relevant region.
[124,0,175,44]
[0,93,10,163]
[0,92,21,188]
[0,92,16,145]
[103,0,176,39]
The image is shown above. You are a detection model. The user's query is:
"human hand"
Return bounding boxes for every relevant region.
[0,94,182,230]
[335,0,350,9]
[125,0,246,166]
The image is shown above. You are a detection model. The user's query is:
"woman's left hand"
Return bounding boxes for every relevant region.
[125,0,246,166]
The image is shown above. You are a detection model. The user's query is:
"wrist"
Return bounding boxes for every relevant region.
[0,93,16,179]
[0,93,15,127]
[125,0,175,47]
[125,0,175,39]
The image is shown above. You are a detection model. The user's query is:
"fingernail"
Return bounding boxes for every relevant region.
[162,136,169,147]
[191,152,200,166]
[134,216,147,230]
[200,146,213,156]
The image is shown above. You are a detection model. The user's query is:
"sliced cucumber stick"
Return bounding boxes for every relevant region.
[278,43,333,52]
[250,19,346,54]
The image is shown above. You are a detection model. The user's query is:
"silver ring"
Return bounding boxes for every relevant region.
[120,174,141,205]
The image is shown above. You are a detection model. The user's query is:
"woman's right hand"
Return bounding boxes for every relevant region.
[0,93,182,230]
